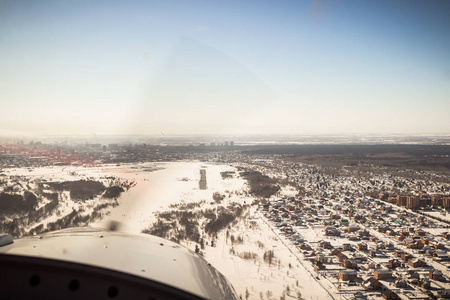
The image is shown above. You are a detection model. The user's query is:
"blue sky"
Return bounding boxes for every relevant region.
[1,0,449,136]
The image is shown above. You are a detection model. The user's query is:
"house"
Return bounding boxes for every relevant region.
[429,269,445,281]
[329,213,340,220]
[403,238,422,249]
[336,252,348,263]
[432,242,445,249]
[388,259,402,269]
[348,224,360,233]
[415,229,426,236]
[330,248,341,256]
[347,234,359,241]
[362,277,381,291]
[319,241,332,249]
[419,278,431,289]
[407,272,420,285]
[385,243,395,251]
[357,243,368,251]
[413,239,424,249]
[395,235,406,242]
[401,253,412,262]
[394,250,404,258]
[351,253,367,263]
[342,243,352,251]
[315,254,330,264]
[399,230,409,236]
[433,250,449,262]
[408,258,426,268]
[298,243,311,251]
[421,237,429,245]
[394,279,407,288]
[365,261,376,270]
[324,226,340,236]
[403,238,413,246]
[374,269,393,280]
[386,230,396,236]
[359,230,370,237]
[340,270,358,281]
[343,259,357,269]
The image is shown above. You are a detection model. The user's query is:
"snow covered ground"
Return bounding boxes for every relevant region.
[185,207,334,300]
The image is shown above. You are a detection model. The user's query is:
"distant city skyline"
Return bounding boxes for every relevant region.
[1,133,449,147]
[1,0,449,136]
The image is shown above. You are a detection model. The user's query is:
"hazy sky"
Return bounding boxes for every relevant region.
[1,0,449,136]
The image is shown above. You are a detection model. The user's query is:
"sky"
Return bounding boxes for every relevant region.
[1,0,449,136]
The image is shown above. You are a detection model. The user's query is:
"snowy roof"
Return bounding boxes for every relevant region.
[375,269,392,274]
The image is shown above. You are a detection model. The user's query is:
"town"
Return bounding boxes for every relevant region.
[260,194,450,299]
[1,138,449,299]
[238,152,450,299]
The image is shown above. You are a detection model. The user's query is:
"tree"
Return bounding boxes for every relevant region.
[263,250,274,265]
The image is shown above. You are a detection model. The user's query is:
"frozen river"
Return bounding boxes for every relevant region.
[4,161,249,233]
[92,161,250,232]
